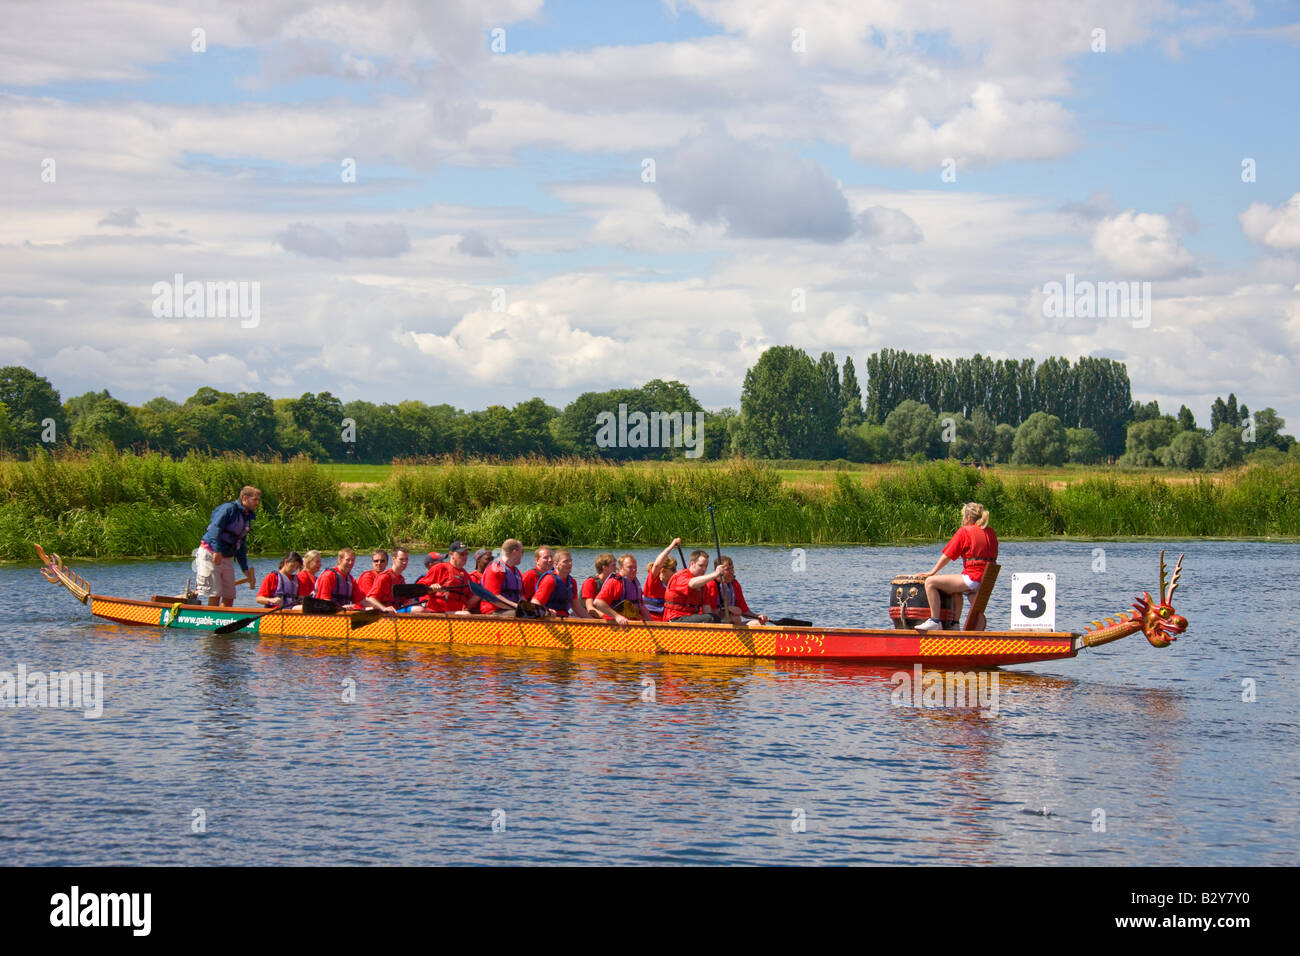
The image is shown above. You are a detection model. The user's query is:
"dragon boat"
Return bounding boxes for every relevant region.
[34,545,1187,669]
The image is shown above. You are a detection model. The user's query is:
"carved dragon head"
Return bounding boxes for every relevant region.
[1138,551,1187,647]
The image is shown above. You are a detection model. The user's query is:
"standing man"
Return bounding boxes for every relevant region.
[196,485,260,607]
[522,546,554,601]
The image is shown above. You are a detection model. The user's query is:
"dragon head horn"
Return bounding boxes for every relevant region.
[1164,553,1184,605]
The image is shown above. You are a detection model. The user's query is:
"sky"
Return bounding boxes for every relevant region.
[1,0,1298,426]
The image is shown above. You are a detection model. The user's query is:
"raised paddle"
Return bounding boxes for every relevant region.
[707,503,723,564]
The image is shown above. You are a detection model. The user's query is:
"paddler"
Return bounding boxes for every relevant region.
[470,549,492,584]
[298,550,321,598]
[532,548,589,618]
[480,539,526,615]
[706,556,768,627]
[355,549,388,606]
[581,553,616,616]
[359,548,403,614]
[195,485,260,607]
[916,502,999,631]
[386,548,413,610]
[312,547,360,609]
[643,538,681,622]
[522,546,554,601]
[420,541,475,614]
[662,550,727,623]
[593,554,648,625]
[256,552,304,610]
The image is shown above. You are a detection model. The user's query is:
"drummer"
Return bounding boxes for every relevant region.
[916,502,998,631]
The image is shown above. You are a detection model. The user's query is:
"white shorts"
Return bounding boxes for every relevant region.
[962,574,980,592]
[194,547,236,602]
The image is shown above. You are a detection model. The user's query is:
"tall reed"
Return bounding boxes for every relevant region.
[3,452,1297,559]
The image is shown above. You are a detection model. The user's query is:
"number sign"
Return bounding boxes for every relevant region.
[1010,573,1056,631]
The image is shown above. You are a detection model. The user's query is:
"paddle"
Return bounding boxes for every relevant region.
[707,503,723,564]
[393,580,541,616]
[706,504,808,627]
[214,600,299,635]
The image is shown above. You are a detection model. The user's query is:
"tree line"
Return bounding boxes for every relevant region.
[1,357,1293,468]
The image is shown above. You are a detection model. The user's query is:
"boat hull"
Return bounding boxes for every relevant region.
[89,595,1079,668]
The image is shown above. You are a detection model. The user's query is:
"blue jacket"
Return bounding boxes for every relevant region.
[201,501,254,571]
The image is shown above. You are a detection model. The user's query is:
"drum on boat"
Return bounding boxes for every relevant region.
[889,574,959,629]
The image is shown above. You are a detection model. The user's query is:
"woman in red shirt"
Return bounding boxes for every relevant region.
[916,502,998,631]
[257,552,304,609]
[297,550,321,600]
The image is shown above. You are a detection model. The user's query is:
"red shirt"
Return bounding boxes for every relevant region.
[644,572,667,621]
[663,569,706,621]
[596,573,643,619]
[532,572,577,616]
[942,525,999,582]
[257,571,298,604]
[296,569,315,597]
[422,563,470,613]
[581,576,604,604]
[480,560,523,614]
[355,569,381,601]
[364,569,397,607]
[706,578,752,617]
[522,568,542,600]
[313,568,358,608]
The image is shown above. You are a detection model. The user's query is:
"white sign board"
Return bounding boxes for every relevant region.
[1009,573,1056,631]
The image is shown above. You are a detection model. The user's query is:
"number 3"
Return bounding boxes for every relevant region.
[1019,582,1046,618]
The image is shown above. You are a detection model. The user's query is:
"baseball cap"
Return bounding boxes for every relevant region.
[447,541,470,553]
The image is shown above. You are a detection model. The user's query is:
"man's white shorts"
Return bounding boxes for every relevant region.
[194,548,236,602]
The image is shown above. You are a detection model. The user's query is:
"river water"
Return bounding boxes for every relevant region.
[1,541,1295,865]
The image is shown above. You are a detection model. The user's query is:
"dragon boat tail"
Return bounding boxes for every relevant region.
[34,545,1187,669]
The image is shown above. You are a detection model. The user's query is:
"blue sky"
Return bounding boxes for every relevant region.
[1,0,1298,426]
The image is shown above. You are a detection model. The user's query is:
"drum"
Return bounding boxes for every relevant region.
[889,574,959,629]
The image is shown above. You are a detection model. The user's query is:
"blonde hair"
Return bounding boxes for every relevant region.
[962,502,990,528]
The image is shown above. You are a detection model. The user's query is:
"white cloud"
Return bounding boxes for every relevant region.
[1240,193,1300,252]
[1092,211,1198,279]
[657,129,856,241]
